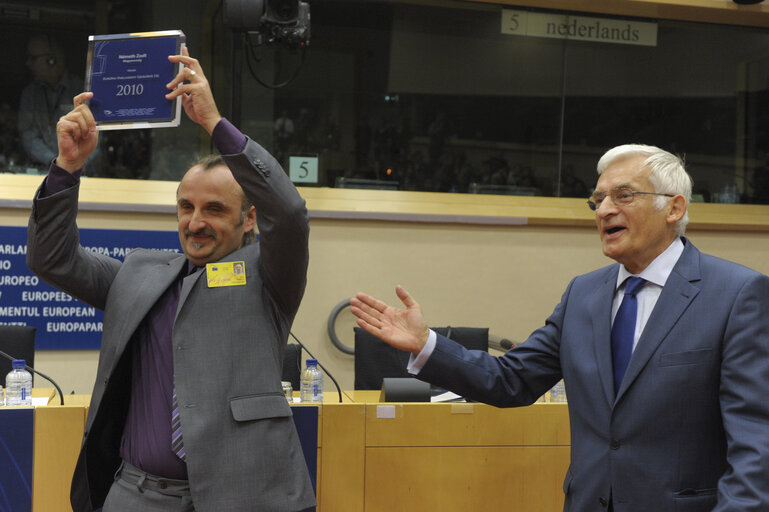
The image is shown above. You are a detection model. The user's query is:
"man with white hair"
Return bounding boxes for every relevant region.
[351,144,769,511]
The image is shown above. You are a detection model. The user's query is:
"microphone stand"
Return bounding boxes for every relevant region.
[289,332,343,403]
[0,349,65,405]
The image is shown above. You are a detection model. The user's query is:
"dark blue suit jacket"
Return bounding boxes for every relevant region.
[418,238,769,511]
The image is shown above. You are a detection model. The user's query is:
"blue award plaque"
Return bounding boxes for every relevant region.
[85,30,185,130]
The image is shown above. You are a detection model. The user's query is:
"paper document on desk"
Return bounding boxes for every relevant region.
[431,391,465,403]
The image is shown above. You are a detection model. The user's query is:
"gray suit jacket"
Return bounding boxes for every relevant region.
[418,239,769,512]
[27,139,316,512]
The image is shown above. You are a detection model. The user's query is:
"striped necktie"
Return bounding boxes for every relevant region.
[171,264,201,461]
[171,387,186,461]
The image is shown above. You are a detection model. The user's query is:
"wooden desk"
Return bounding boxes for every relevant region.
[24,390,569,512]
[319,392,570,512]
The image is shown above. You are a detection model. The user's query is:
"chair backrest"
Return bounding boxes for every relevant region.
[0,325,36,385]
[354,327,411,390]
[433,326,489,352]
[353,326,489,390]
[282,343,302,390]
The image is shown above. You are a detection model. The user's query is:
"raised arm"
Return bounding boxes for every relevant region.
[55,92,99,172]
[27,93,119,309]
[166,47,222,135]
[168,48,309,317]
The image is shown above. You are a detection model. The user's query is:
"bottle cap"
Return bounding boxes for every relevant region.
[306,358,318,366]
[12,359,25,369]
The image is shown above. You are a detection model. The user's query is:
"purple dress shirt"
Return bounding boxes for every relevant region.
[42,118,248,479]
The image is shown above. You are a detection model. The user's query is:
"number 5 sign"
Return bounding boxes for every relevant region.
[289,155,319,184]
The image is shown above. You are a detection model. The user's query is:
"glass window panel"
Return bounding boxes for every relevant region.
[560,18,769,203]
[3,1,769,206]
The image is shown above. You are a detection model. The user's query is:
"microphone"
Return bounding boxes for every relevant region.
[289,331,343,403]
[0,349,65,405]
[488,334,516,352]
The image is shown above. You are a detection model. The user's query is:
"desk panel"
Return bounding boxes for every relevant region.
[0,408,33,512]
[33,404,88,512]
[318,403,366,512]
[355,401,569,511]
[365,445,569,511]
[365,402,570,447]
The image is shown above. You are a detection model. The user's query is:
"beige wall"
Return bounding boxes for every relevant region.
[3,198,769,395]
[294,217,769,392]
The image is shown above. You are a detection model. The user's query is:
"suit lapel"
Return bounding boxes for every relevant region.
[615,241,702,402]
[177,264,206,317]
[592,267,620,408]
[107,254,187,366]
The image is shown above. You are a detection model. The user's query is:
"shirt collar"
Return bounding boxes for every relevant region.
[616,237,684,289]
[185,260,203,276]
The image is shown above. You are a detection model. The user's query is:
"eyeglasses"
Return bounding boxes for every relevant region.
[587,187,674,211]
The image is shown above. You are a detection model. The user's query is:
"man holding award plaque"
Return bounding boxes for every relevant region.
[27,45,316,512]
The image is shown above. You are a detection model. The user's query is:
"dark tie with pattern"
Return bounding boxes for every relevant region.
[171,265,201,462]
[171,387,185,461]
[611,276,646,394]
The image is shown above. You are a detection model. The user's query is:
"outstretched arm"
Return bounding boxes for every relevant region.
[350,285,430,355]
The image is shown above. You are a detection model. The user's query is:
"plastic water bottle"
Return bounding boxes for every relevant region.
[549,379,567,403]
[0,384,4,406]
[719,183,739,204]
[6,359,32,406]
[300,359,323,403]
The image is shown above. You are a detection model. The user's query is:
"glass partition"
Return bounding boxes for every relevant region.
[2,0,768,204]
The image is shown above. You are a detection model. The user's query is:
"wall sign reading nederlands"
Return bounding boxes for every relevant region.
[0,226,180,349]
[501,10,658,47]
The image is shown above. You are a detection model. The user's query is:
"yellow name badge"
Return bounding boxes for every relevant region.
[206,261,247,288]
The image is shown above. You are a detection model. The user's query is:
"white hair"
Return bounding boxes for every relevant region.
[596,144,692,236]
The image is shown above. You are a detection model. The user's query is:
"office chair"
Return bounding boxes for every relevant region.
[0,325,36,385]
[282,343,302,390]
[353,326,488,390]
[433,326,488,352]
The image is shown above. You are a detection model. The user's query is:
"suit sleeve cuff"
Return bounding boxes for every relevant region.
[407,329,437,375]
[212,118,248,156]
[41,160,82,198]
